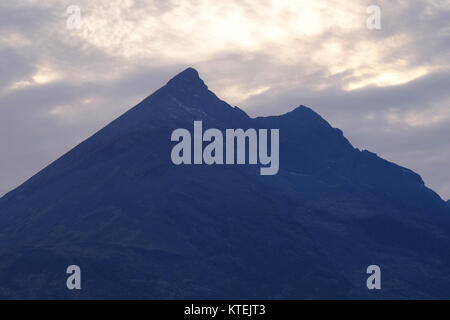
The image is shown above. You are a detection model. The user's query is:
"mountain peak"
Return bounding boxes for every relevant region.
[284,104,330,126]
[136,67,248,123]
[177,67,200,78]
[167,67,204,87]
[293,104,320,115]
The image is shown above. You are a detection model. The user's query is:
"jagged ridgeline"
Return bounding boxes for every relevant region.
[0,68,449,299]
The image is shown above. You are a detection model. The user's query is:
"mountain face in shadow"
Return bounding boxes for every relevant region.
[0,68,449,299]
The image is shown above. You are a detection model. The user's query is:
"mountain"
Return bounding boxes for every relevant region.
[0,67,450,299]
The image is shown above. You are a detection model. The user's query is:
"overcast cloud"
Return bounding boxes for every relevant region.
[1,0,449,199]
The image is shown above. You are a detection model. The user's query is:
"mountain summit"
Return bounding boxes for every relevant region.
[0,68,449,299]
[168,67,202,83]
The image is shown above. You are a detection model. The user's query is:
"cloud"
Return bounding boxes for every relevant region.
[0,0,449,199]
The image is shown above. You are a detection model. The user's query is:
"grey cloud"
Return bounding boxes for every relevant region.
[0,48,36,88]
[242,68,450,117]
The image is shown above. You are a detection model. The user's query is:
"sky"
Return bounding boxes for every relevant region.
[1,0,450,200]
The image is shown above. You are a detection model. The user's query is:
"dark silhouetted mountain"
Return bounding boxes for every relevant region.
[0,68,450,299]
